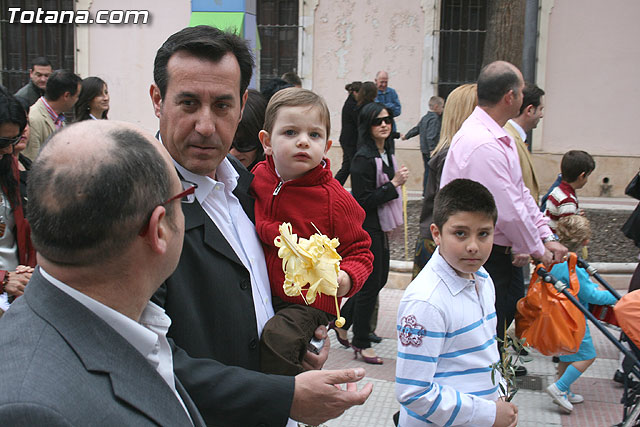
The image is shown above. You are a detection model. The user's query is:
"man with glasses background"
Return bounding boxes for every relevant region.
[0,119,206,425]
[150,25,372,426]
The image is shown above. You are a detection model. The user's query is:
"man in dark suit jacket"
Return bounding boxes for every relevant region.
[150,26,372,427]
[0,120,205,426]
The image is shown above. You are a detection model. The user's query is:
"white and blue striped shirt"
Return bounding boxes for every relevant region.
[396,248,501,426]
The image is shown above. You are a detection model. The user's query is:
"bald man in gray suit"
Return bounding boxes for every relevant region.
[0,120,204,426]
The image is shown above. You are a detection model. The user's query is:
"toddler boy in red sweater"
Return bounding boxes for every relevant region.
[250,87,373,375]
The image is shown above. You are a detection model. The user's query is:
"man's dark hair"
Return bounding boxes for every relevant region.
[260,78,293,102]
[154,25,254,100]
[45,70,81,101]
[518,82,545,115]
[477,62,521,107]
[27,126,173,265]
[281,71,302,87]
[560,150,595,183]
[30,56,52,70]
[433,179,498,230]
[0,87,27,206]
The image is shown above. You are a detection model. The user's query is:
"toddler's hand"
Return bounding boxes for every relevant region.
[337,270,352,297]
[493,399,518,427]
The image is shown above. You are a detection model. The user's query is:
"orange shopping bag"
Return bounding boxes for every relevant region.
[515,253,586,356]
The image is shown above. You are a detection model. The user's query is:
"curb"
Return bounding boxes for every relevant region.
[387,260,638,291]
[390,260,638,274]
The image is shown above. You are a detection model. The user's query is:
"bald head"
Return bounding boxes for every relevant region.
[477,61,524,107]
[375,71,389,91]
[27,120,177,266]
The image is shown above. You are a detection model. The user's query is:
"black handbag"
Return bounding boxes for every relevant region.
[622,204,640,248]
[626,172,640,200]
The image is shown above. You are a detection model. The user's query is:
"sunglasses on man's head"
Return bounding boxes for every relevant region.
[0,134,21,149]
[372,116,392,127]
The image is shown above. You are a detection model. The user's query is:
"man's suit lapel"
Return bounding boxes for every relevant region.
[176,376,206,426]
[182,200,245,267]
[181,154,255,268]
[25,270,197,426]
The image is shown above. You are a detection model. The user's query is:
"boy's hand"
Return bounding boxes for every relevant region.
[337,270,352,297]
[493,400,518,427]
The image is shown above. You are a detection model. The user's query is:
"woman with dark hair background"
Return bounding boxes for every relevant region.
[229,89,267,171]
[74,76,109,122]
[332,102,409,364]
[0,89,36,315]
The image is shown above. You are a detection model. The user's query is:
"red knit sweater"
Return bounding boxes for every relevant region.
[250,156,373,315]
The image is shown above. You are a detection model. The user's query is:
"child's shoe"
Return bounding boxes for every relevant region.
[567,390,584,404]
[546,382,573,413]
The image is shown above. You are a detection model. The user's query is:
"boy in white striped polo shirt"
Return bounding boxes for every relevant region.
[396,179,518,427]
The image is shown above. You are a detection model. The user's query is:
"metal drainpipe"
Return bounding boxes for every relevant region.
[523,0,539,151]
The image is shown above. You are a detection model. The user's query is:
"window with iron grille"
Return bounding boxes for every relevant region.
[257,0,299,90]
[0,0,75,93]
[437,0,486,99]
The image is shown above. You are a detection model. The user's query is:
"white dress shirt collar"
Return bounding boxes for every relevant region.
[507,119,527,142]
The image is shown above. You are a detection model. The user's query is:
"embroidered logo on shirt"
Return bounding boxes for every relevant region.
[398,315,427,347]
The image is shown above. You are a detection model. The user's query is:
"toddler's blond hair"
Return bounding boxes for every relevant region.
[556,215,591,253]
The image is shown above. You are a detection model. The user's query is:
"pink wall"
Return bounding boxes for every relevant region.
[311,0,427,142]
[83,1,192,133]
[541,0,640,157]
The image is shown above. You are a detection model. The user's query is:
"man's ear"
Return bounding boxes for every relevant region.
[430,223,441,246]
[144,206,169,255]
[324,139,333,154]
[259,130,272,155]
[239,89,248,122]
[524,104,535,116]
[150,84,162,119]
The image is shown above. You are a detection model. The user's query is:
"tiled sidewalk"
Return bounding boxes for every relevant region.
[324,287,630,426]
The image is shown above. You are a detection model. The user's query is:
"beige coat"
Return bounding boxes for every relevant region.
[24,97,56,161]
[504,121,540,204]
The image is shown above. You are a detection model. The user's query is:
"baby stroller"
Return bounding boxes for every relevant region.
[527,257,640,426]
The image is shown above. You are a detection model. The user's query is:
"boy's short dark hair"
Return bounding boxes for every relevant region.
[561,150,595,183]
[433,179,498,229]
